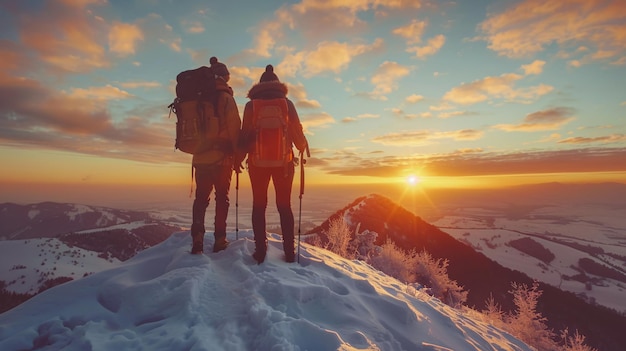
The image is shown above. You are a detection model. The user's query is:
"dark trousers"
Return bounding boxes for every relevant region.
[249,163,295,254]
[192,164,232,240]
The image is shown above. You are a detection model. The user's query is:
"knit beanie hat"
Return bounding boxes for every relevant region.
[210,56,229,77]
[260,65,279,82]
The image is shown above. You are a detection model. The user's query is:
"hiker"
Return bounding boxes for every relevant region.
[190,57,241,254]
[239,65,308,264]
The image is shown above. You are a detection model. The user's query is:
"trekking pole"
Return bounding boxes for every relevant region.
[297,145,311,263]
[235,170,239,240]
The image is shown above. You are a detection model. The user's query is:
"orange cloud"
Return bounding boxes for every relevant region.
[494,107,575,132]
[108,22,144,56]
[405,94,424,104]
[303,39,384,76]
[250,0,423,58]
[521,60,546,75]
[288,82,322,109]
[443,66,554,105]
[370,61,411,98]
[559,134,626,144]
[68,85,133,100]
[408,34,446,59]
[300,112,336,134]
[480,0,626,63]
[11,0,109,73]
[392,19,427,44]
[371,128,483,146]
[321,147,626,178]
[0,73,175,164]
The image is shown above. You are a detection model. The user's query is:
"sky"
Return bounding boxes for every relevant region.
[1,0,626,200]
[0,230,533,351]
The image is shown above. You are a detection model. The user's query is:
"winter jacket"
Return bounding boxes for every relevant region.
[240,81,308,165]
[192,78,241,167]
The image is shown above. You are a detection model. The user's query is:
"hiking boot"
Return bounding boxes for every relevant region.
[252,250,266,264]
[191,235,204,254]
[213,238,229,253]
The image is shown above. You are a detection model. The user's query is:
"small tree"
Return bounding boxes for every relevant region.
[506,281,557,350]
[482,293,505,329]
[369,239,415,283]
[325,216,353,258]
[413,250,468,307]
[348,228,378,260]
[560,328,597,351]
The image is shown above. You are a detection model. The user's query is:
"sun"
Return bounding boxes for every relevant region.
[406,175,421,185]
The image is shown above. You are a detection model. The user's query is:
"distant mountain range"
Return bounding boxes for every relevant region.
[308,193,626,351]
[0,202,182,313]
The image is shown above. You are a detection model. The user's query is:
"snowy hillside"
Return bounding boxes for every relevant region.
[433,202,626,314]
[0,237,121,295]
[0,202,183,313]
[0,231,532,351]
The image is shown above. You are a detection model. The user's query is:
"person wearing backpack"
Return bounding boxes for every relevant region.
[239,65,308,264]
[190,57,241,254]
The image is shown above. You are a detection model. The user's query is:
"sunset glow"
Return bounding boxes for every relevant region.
[406,175,421,186]
[1,1,625,204]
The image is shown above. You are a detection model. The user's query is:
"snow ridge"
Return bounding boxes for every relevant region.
[0,231,531,351]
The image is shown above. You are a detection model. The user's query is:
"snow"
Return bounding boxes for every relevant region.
[77,220,151,234]
[433,202,626,314]
[27,209,40,220]
[0,238,121,294]
[0,230,531,351]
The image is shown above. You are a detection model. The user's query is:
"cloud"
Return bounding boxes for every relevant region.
[493,107,575,132]
[300,112,336,134]
[0,74,175,164]
[371,128,483,146]
[479,0,626,63]
[67,85,133,100]
[249,20,283,58]
[320,147,626,178]
[392,19,427,44]
[558,134,626,144]
[370,61,411,98]
[405,94,424,104]
[437,110,477,119]
[249,0,423,58]
[443,68,553,105]
[342,113,379,123]
[407,34,446,59]
[302,39,384,76]
[287,82,321,109]
[521,60,546,75]
[108,22,144,56]
[182,20,205,34]
[119,81,162,89]
[10,0,109,73]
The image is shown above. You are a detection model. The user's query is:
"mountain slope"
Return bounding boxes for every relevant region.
[0,202,153,239]
[0,202,182,313]
[308,194,626,351]
[0,231,532,351]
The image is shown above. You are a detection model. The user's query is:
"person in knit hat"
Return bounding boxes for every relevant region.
[259,64,279,82]
[238,64,308,264]
[210,56,230,82]
[189,56,240,254]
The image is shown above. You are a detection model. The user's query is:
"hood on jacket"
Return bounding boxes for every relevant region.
[247,81,288,100]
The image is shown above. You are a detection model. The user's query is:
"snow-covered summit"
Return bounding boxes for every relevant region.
[0,230,530,351]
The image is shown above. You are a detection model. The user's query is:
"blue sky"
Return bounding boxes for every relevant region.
[0,0,625,190]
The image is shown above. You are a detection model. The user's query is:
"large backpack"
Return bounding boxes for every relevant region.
[251,98,292,167]
[169,66,223,154]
